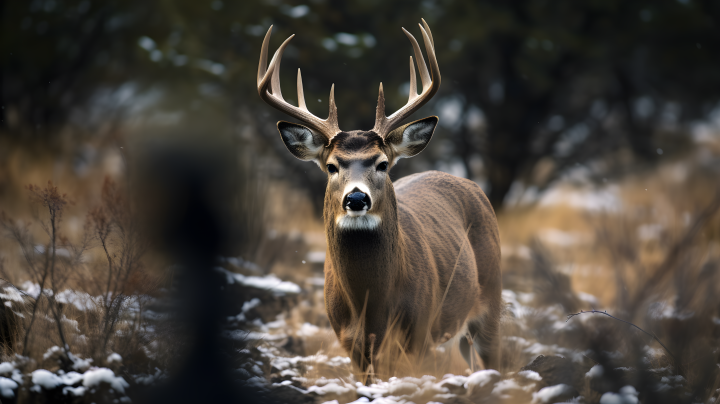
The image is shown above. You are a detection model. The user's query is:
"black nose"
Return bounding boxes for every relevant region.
[345,191,371,211]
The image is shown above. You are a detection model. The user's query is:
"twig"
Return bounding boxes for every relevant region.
[566,309,675,361]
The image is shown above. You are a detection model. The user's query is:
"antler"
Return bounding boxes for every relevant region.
[372,19,441,138]
[257,26,341,144]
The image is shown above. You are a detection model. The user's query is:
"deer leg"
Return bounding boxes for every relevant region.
[467,307,501,371]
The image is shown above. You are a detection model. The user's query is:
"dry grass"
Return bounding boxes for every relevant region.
[0,178,167,378]
[1,132,719,402]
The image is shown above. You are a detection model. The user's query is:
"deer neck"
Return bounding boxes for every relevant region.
[324,184,406,318]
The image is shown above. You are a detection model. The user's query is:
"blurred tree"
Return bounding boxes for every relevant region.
[1,0,718,209]
[434,0,720,207]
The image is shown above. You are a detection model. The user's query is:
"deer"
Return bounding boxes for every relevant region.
[256,19,502,374]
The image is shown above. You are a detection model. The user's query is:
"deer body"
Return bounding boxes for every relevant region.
[325,169,501,368]
[257,20,502,371]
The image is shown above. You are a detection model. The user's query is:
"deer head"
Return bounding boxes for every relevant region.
[257,20,440,230]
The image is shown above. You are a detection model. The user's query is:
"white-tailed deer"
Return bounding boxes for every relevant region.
[257,20,501,373]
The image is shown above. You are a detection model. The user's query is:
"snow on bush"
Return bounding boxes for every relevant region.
[0,377,18,398]
[31,369,64,390]
[107,353,122,364]
[0,362,15,374]
[464,369,500,392]
[518,370,542,381]
[83,368,130,393]
[586,364,604,379]
[531,383,573,404]
[600,385,639,404]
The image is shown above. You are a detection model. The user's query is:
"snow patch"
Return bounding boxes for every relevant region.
[32,369,63,389]
[0,377,18,398]
[600,385,639,404]
[0,362,15,374]
[586,364,604,378]
[465,369,500,392]
[531,383,573,403]
[215,267,301,295]
[518,370,542,381]
[83,368,129,393]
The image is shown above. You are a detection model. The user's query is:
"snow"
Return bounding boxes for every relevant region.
[502,290,533,318]
[0,362,15,374]
[518,370,542,381]
[586,364,604,378]
[55,289,96,311]
[60,371,84,385]
[83,368,129,393]
[464,369,500,391]
[223,329,288,341]
[600,385,639,404]
[296,322,320,337]
[501,244,532,260]
[0,286,25,303]
[32,367,127,395]
[307,251,326,263]
[538,228,591,247]
[32,369,63,389]
[539,186,621,212]
[215,267,301,295]
[222,256,264,273]
[62,386,86,396]
[0,377,18,398]
[577,292,600,307]
[242,298,262,313]
[307,379,354,395]
[22,281,48,299]
[134,368,165,385]
[107,353,122,364]
[532,383,573,403]
[388,381,418,395]
[492,378,523,396]
[68,352,93,371]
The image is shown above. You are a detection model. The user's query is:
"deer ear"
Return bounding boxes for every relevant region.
[385,116,438,162]
[277,121,327,163]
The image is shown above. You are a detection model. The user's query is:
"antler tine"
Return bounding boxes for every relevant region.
[408,56,418,103]
[376,82,386,125]
[402,27,431,91]
[328,84,338,130]
[418,23,440,100]
[257,26,273,88]
[373,20,441,137]
[297,69,307,111]
[269,34,294,100]
[421,18,434,50]
[257,26,341,144]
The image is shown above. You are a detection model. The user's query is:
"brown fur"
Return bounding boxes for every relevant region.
[319,130,502,372]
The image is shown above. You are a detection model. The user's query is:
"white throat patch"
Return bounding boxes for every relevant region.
[336,214,382,230]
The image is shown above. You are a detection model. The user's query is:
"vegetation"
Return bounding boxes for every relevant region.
[2,0,718,208]
[1,1,720,403]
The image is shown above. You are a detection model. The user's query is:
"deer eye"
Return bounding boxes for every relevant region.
[327,164,338,174]
[377,162,388,172]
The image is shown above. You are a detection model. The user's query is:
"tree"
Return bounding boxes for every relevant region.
[3,0,719,210]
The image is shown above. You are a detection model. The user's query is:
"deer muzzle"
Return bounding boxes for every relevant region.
[344,191,372,216]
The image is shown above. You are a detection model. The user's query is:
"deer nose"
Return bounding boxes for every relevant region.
[345,191,371,212]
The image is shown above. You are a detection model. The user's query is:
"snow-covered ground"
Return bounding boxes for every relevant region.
[217,256,687,404]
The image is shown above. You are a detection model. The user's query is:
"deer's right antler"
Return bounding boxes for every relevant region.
[257,26,342,145]
[372,19,441,139]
